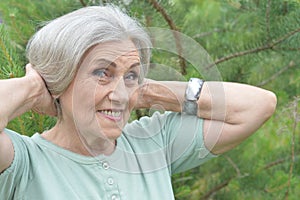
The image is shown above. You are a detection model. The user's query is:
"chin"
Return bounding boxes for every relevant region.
[101,128,123,141]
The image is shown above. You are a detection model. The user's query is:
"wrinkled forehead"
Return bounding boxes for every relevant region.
[84,40,140,62]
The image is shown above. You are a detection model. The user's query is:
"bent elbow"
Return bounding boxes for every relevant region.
[0,118,8,133]
[263,91,277,120]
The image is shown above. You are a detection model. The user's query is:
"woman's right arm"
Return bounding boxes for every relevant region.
[0,64,55,173]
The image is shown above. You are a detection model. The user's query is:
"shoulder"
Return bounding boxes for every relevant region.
[0,129,39,174]
[3,129,37,149]
[0,129,36,199]
[125,111,182,129]
[121,111,204,151]
[119,112,215,174]
[0,130,14,173]
[124,111,203,134]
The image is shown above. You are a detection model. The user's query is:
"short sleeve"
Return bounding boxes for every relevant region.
[164,112,217,174]
[0,129,32,200]
[153,112,217,174]
[123,112,217,175]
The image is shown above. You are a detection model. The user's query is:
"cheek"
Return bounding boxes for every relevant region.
[73,89,93,103]
[72,83,100,110]
[94,85,109,102]
[76,77,102,95]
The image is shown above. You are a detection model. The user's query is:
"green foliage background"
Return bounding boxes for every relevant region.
[0,0,299,199]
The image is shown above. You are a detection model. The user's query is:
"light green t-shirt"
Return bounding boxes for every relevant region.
[0,112,216,200]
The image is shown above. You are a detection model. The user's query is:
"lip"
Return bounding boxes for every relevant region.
[97,109,124,122]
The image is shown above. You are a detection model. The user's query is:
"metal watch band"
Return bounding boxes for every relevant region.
[183,78,204,115]
[183,100,198,115]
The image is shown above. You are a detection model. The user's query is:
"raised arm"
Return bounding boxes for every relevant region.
[0,64,55,173]
[135,79,277,155]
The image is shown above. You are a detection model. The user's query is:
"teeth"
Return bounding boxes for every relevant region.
[100,110,121,117]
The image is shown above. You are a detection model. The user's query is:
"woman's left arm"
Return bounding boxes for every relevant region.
[134,79,277,155]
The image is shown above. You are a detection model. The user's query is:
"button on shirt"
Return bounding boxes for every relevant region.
[107,177,114,185]
[111,194,120,200]
[0,112,216,200]
[102,161,110,170]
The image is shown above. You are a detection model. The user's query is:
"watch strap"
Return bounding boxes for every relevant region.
[183,78,204,115]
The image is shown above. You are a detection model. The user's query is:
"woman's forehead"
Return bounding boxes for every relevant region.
[87,40,140,59]
[78,40,141,73]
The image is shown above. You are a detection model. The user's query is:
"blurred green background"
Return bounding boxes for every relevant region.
[0,0,299,199]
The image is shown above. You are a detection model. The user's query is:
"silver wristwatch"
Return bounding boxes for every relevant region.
[183,78,204,115]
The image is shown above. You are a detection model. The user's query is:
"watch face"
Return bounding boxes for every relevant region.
[186,87,198,101]
[186,78,204,101]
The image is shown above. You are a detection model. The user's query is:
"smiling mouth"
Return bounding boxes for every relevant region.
[98,110,123,121]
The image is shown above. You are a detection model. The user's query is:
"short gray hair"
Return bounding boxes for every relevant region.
[26,5,152,97]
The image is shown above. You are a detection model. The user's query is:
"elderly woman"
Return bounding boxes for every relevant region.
[0,5,276,200]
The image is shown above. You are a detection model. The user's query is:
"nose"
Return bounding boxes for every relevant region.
[108,78,129,104]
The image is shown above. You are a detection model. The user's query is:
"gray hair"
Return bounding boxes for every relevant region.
[26,5,152,97]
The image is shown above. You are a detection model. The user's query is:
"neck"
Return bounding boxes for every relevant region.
[42,122,116,156]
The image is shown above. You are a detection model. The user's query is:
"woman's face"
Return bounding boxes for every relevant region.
[59,40,141,144]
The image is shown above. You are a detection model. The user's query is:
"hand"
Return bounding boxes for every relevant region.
[25,64,57,116]
[129,79,152,110]
[129,79,184,112]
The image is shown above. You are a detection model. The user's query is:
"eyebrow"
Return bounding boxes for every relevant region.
[95,58,116,68]
[130,62,141,69]
[95,58,140,69]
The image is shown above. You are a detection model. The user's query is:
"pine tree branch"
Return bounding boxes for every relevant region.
[271,27,300,46]
[10,14,27,44]
[261,155,299,172]
[262,158,286,170]
[274,47,300,51]
[193,28,225,38]
[264,182,289,193]
[206,26,300,69]
[256,61,295,87]
[203,152,298,198]
[148,0,177,31]
[193,19,239,39]
[148,0,187,75]
[0,35,14,68]
[225,155,241,177]
[79,0,87,7]
[202,179,232,199]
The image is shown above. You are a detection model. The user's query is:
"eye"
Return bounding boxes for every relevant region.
[93,69,105,77]
[92,68,112,82]
[124,71,138,81]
